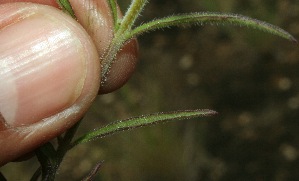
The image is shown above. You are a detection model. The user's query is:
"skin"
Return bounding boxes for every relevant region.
[0,0,138,166]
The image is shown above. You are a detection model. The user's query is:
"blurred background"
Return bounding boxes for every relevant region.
[1,0,299,180]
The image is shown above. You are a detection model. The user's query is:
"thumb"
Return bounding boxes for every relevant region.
[0,3,100,165]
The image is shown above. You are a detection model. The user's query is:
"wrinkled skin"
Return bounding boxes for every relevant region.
[0,0,138,166]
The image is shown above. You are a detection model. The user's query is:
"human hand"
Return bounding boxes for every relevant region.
[0,1,101,166]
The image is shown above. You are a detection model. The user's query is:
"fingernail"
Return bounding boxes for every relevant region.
[0,6,87,127]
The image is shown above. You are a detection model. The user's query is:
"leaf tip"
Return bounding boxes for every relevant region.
[203,109,218,116]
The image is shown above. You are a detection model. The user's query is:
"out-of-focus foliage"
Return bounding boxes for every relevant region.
[1,0,299,180]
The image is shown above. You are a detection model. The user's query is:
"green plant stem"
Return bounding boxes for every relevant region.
[117,0,148,34]
[35,120,82,181]
[100,35,128,85]
[55,120,82,162]
[101,12,296,86]
[101,0,148,86]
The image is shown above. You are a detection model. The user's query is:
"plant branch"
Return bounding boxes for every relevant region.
[35,120,82,181]
[100,0,148,85]
[55,120,82,166]
[101,11,296,86]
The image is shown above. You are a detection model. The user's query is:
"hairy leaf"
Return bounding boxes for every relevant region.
[71,109,216,148]
[128,12,296,42]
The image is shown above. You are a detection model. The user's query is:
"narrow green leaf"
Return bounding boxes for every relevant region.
[56,0,76,19]
[107,0,120,30]
[35,147,56,181]
[36,142,57,166]
[128,12,296,42]
[70,109,217,148]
